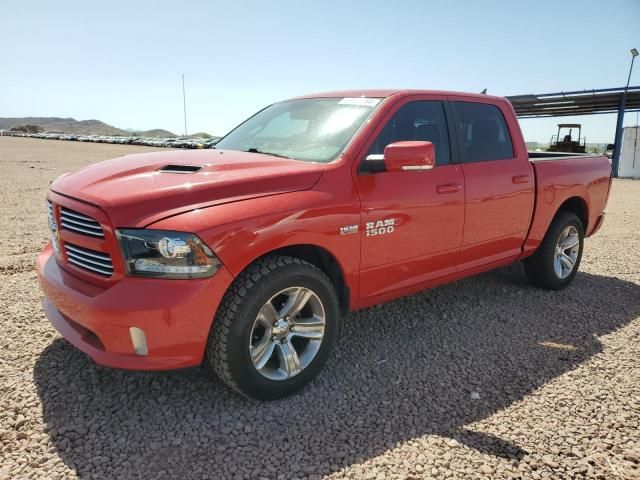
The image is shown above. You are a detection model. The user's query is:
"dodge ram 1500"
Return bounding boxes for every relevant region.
[37,90,611,399]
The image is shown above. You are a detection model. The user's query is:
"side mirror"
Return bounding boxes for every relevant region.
[383,141,435,172]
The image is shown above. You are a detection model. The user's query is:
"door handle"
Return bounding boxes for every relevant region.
[436,183,462,194]
[512,175,530,184]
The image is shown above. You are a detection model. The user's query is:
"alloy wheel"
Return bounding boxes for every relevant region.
[249,287,326,381]
[554,225,580,279]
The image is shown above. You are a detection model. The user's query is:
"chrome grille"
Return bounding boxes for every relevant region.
[60,207,104,238]
[46,200,61,256]
[64,243,113,277]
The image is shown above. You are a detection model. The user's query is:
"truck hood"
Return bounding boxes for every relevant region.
[51,149,324,227]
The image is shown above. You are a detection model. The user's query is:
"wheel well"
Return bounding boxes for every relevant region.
[557,197,588,231]
[256,245,350,314]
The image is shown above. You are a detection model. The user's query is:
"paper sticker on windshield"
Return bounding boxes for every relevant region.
[338,98,381,107]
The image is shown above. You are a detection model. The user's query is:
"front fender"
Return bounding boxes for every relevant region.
[149,187,361,302]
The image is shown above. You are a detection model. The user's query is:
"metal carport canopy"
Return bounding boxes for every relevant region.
[506,86,640,118]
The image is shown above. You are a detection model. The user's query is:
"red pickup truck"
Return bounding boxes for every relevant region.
[37,90,611,399]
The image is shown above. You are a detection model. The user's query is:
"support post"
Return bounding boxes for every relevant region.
[612,95,627,178]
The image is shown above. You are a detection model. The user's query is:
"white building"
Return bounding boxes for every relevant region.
[619,126,640,179]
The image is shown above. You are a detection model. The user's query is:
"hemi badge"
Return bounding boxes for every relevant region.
[340,225,359,236]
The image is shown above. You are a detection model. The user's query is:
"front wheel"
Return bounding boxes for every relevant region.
[524,211,584,290]
[206,255,339,400]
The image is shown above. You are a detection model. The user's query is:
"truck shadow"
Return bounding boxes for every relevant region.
[33,266,640,479]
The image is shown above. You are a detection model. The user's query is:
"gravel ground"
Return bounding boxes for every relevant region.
[1,137,639,480]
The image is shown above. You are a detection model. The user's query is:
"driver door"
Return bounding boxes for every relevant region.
[354,98,465,300]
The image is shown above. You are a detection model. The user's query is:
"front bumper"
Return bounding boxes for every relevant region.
[37,243,234,370]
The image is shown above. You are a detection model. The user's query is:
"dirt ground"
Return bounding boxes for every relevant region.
[0,136,638,480]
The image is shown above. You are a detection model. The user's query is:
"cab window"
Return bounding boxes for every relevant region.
[367,101,451,166]
[452,102,514,162]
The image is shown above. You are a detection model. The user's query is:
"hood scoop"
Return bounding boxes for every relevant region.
[158,164,203,174]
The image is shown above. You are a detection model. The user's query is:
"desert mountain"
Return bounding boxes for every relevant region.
[0,117,176,137]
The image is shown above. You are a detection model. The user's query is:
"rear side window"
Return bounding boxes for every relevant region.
[367,101,451,165]
[452,102,514,162]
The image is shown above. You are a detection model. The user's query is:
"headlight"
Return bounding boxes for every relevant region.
[116,229,221,279]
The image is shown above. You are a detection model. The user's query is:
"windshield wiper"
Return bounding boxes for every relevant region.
[245,147,292,160]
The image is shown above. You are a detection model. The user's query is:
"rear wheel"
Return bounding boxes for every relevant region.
[206,255,339,400]
[524,211,584,290]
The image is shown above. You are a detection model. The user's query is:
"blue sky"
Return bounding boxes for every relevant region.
[1,0,639,142]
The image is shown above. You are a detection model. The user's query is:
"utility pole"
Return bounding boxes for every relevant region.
[612,48,638,177]
[182,74,188,138]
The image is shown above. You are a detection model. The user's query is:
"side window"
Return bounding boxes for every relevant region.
[367,101,451,166]
[452,102,514,162]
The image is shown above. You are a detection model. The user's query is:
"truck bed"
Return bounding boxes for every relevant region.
[521,153,611,257]
[528,151,601,160]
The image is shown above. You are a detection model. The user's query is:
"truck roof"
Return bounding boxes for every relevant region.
[291,89,507,103]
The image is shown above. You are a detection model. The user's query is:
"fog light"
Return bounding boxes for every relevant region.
[129,327,148,356]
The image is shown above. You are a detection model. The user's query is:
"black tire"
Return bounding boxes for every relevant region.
[206,255,340,400]
[524,211,584,290]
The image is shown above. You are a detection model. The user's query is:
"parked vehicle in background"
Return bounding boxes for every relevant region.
[548,123,587,153]
[37,89,611,400]
[6,130,219,149]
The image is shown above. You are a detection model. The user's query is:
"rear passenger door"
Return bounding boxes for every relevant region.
[449,98,534,271]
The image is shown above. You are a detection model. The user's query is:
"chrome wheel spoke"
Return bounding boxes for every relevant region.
[251,338,276,370]
[559,253,575,270]
[280,287,313,318]
[258,302,279,325]
[562,234,579,250]
[559,227,569,243]
[291,316,325,340]
[277,340,302,377]
[554,257,563,277]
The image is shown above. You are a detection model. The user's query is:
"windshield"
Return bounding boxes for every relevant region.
[215,97,382,163]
